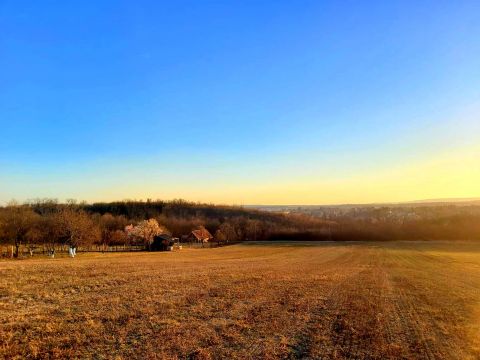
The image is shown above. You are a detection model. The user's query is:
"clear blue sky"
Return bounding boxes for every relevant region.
[1,1,479,204]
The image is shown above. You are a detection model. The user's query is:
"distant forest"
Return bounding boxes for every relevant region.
[1,199,480,257]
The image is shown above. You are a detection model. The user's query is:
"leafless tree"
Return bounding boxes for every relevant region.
[98,213,128,251]
[218,222,238,243]
[0,201,39,257]
[56,208,101,249]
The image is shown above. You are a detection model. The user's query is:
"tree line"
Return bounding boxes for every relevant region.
[1,199,479,257]
[0,199,327,257]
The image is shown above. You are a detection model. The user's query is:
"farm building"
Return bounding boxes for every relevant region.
[183,227,213,243]
[151,234,177,251]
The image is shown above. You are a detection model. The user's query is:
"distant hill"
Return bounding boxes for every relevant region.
[248,197,480,211]
[405,198,480,205]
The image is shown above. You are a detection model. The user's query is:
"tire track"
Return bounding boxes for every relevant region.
[289,246,389,359]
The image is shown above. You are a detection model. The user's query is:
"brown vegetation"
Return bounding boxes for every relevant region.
[1,200,480,256]
[1,241,480,359]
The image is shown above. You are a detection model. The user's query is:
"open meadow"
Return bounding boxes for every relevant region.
[2,241,480,359]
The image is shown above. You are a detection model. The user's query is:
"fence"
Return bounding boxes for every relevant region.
[0,244,146,258]
[1,240,243,258]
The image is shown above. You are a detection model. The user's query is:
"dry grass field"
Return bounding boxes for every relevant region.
[1,241,480,359]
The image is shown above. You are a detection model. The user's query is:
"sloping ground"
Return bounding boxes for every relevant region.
[1,241,480,359]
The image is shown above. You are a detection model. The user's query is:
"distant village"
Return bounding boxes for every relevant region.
[254,201,480,224]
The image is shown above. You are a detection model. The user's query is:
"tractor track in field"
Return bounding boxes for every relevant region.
[289,245,469,360]
[385,249,480,360]
[381,251,439,359]
[388,285,438,359]
[289,248,387,359]
[287,250,363,359]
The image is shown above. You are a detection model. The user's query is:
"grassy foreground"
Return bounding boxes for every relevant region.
[1,241,480,359]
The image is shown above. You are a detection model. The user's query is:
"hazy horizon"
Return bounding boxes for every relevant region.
[1,1,479,204]
[2,196,480,209]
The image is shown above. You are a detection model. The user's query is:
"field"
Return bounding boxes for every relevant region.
[1,241,480,359]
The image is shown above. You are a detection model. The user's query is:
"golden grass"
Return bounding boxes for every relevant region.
[1,241,480,359]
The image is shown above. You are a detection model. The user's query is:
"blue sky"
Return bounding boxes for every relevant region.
[1,1,479,204]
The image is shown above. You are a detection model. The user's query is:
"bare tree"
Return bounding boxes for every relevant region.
[98,213,128,251]
[214,229,227,245]
[0,201,39,257]
[218,222,238,243]
[56,208,101,253]
[25,216,43,256]
[110,229,128,246]
[245,219,261,241]
[40,213,64,256]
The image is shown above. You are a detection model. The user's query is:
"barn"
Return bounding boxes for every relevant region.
[184,227,213,243]
[151,234,176,251]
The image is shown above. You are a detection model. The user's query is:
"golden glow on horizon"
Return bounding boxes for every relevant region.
[82,145,480,205]
[2,141,477,206]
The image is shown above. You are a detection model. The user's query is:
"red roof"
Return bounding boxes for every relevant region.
[190,227,213,241]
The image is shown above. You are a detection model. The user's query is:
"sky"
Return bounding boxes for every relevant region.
[0,1,479,205]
